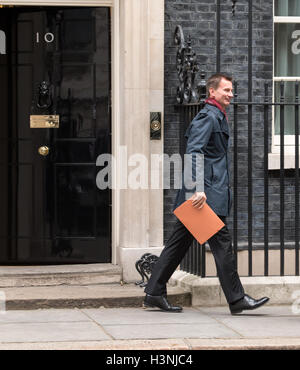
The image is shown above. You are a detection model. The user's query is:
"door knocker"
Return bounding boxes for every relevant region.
[37,81,53,109]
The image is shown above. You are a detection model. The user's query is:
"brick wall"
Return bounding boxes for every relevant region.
[164,0,299,248]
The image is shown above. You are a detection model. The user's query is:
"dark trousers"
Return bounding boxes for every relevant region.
[145,217,245,304]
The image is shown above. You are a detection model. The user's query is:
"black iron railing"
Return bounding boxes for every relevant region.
[178,81,300,277]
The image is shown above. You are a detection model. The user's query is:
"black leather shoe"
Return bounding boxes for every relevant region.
[143,294,182,312]
[229,294,269,314]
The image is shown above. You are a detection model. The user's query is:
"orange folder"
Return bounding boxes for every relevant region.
[173,200,225,244]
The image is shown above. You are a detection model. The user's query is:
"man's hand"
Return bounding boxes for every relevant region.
[191,192,207,209]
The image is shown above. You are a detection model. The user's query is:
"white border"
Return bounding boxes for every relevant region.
[0,0,120,264]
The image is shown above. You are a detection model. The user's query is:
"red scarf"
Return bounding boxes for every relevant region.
[205,98,228,120]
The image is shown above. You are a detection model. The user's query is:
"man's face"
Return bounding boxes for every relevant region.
[209,78,233,109]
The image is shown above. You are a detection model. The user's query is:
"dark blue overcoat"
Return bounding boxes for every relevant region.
[173,104,232,217]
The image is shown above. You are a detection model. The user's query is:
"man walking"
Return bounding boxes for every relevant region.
[144,73,269,315]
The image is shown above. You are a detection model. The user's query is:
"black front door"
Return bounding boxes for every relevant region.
[0,7,111,264]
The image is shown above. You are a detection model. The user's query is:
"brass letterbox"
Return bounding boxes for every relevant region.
[30,115,59,128]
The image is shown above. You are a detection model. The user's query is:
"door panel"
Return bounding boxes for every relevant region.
[0,7,111,264]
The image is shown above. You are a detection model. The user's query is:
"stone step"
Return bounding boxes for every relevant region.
[0,284,191,310]
[170,271,300,306]
[0,264,123,287]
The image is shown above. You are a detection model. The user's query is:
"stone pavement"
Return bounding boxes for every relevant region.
[0,305,300,350]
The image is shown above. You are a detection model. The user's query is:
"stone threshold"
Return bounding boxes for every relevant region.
[0,264,121,275]
[169,271,300,306]
[0,264,123,287]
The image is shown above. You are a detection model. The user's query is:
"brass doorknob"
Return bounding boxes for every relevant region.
[38,146,49,156]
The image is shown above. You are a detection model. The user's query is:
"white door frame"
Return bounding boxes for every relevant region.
[0,0,120,265]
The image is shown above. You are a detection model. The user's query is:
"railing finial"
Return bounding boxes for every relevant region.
[174,25,200,104]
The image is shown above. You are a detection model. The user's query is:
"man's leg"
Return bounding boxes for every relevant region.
[207,217,270,313]
[145,218,194,296]
[207,217,245,304]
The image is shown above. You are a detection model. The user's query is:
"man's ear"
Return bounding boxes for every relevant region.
[208,87,215,99]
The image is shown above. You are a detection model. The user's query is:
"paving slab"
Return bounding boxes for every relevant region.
[102,322,240,340]
[0,306,298,349]
[82,307,217,325]
[0,322,111,343]
[196,305,300,338]
[212,316,300,338]
[0,309,90,323]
